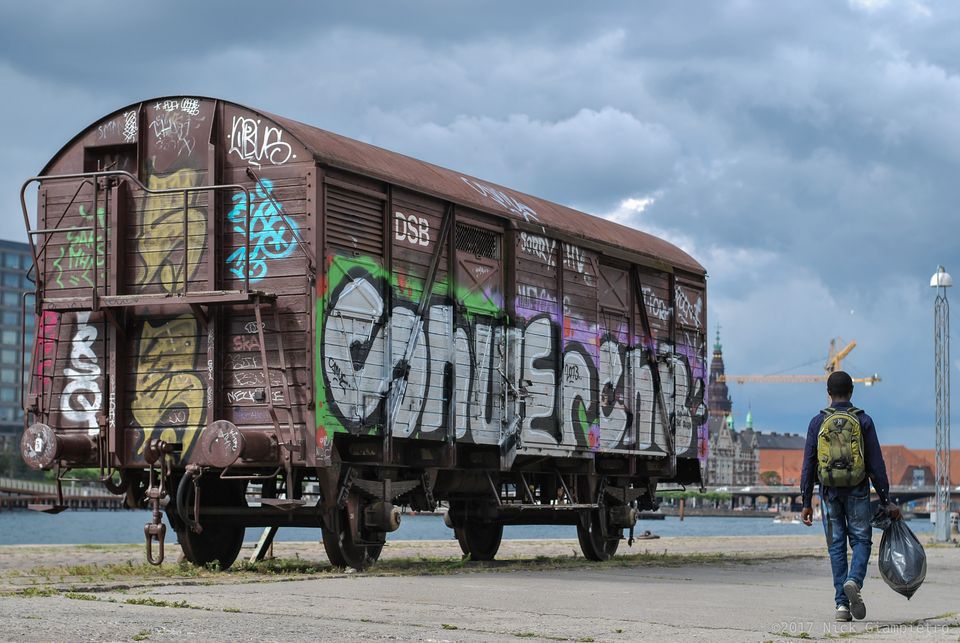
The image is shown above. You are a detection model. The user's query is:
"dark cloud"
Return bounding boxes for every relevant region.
[1,0,956,446]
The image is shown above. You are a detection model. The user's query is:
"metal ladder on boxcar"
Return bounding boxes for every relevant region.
[19,170,306,487]
[251,293,302,507]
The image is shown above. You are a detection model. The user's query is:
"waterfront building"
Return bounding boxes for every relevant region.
[704,330,760,485]
[0,240,33,467]
[757,444,960,488]
[757,431,806,485]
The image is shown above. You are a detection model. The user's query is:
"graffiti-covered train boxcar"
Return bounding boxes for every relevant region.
[19,96,707,569]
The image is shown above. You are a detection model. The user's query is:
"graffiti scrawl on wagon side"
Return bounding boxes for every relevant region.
[316,257,707,457]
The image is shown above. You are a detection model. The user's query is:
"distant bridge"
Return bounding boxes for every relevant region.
[0,476,127,511]
[706,485,960,505]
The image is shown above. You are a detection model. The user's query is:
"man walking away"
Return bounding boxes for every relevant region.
[800,371,901,622]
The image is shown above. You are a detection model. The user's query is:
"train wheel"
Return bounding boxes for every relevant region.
[577,509,621,561]
[454,522,503,561]
[176,478,246,569]
[321,494,384,570]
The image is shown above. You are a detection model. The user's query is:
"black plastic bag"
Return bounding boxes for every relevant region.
[877,519,927,599]
[871,506,892,531]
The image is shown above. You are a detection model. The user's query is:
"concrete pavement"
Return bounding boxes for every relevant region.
[0,536,957,642]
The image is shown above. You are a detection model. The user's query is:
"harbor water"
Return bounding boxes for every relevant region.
[0,510,933,546]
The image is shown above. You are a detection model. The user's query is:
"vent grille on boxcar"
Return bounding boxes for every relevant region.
[455,223,500,260]
[326,186,384,255]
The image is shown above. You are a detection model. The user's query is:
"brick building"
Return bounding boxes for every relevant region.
[756,444,960,488]
[757,431,807,485]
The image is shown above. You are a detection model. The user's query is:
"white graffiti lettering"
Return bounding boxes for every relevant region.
[97,110,138,143]
[461,177,539,223]
[226,388,284,405]
[599,339,628,449]
[228,115,294,167]
[122,110,138,143]
[149,110,198,157]
[61,312,101,431]
[154,98,200,115]
[518,233,557,266]
[642,286,671,322]
[563,244,594,286]
[225,353,260,370]
[675,286,703,329]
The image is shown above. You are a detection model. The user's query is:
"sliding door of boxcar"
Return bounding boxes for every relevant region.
[453,220,503,447]
[319,182,388,438]
[389,190,451,442]
[597,263,632,451]
[633,267,680,456]
[673,279,707,459]
[513,231,560,450]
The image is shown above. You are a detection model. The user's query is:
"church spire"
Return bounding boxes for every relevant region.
[708,323,732,421]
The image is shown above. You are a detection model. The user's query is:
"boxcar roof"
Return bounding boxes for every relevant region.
[44,97,705,275]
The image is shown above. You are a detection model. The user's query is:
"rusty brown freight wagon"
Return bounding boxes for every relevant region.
[19,96,708,570]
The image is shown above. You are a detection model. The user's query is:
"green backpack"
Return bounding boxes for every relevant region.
[816,407,866,487]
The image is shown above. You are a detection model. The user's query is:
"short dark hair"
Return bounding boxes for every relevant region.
[827,371,854,398]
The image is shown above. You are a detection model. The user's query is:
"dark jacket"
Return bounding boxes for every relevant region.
[800,401,890,509]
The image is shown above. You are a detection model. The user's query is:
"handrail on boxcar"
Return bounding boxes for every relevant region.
[20,170,255,306]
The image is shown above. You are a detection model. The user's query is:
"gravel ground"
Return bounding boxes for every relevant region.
[0,535,957,642]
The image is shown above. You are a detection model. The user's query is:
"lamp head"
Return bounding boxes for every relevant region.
[931,266,953,288]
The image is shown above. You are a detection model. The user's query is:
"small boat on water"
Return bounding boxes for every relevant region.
[773,513,801,525]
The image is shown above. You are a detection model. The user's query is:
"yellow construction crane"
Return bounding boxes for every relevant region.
[719,337,882,387]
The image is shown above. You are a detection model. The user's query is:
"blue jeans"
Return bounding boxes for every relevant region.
[821,486,873,606]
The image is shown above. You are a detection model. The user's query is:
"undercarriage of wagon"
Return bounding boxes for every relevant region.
[146,446,675,570]
[22,427,693,570]
[141,444,684,569]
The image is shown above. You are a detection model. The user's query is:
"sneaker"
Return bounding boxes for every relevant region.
[835,605,852,622]
[843,580,866,620]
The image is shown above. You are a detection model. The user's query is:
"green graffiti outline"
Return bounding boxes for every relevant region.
[52,206,106,288]
[315,254,504,441]
[574,397,601,450]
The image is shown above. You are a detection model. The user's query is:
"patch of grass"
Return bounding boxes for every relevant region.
[132,630,151,641]
[124,597,203,610]
[577,638,595,642]
[234,558,333,575]
[223,607,242,613]
[514,634,537,639]
[24,559,207,581]
[12,547,802,589]
[17,587,57,597]
[76,544,132,551]
[63,592,98,601]
[441,624,458,630]
[614,629,624,634]
[777,631,812,640]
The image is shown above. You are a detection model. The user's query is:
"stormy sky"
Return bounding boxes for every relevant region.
[1,1,956,448]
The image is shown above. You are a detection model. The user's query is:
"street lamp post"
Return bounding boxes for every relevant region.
[931,266,952,543]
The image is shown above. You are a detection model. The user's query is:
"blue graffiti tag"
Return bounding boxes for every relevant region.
[226,178,299,281]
